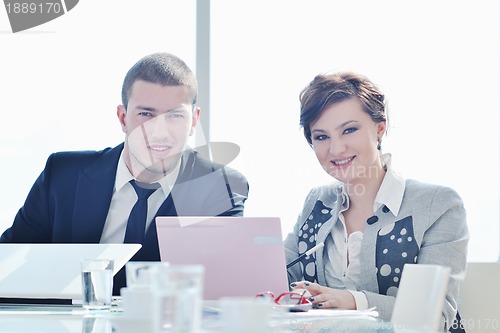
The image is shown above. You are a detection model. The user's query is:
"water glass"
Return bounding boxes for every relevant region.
[150,264,204,333]
[82,316,112,333]
[125,261,169,287]
[80,259,114,310]
[220,297,274,333]
[121,261,170,320]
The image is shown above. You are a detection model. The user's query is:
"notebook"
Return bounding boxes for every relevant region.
[156,216,289,300]
[0,243,141,302]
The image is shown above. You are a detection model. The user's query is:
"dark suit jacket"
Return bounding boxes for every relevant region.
[0,143,249,293]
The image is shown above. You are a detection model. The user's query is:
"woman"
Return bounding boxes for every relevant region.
[284,72,469,331]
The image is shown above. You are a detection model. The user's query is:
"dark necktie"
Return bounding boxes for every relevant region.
[124,181,158,244]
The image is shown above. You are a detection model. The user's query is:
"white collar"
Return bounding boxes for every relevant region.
[373,154,406,215]
[115,150,181,194]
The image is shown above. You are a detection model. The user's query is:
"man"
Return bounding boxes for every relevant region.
[0,53,249,294]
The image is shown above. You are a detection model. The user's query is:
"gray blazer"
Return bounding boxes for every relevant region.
[284,179,469,330]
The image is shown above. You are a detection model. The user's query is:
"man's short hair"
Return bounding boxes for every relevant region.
[121,52,198,109]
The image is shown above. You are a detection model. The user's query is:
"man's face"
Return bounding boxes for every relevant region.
[117,80,200,183]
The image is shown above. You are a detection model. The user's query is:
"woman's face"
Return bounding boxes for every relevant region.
[310,98,386,184]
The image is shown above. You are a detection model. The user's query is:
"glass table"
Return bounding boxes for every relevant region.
[0,302,437,333]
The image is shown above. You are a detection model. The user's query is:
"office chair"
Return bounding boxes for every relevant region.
[458,262,500,333]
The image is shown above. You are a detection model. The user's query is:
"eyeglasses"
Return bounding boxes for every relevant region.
[256,291,312,312]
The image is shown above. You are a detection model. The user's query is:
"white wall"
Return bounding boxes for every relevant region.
[210,0,500,261]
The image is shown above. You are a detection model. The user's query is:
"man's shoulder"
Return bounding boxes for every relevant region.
[171,149,249,215]
[46,144,123,169]
[185,149,247,180]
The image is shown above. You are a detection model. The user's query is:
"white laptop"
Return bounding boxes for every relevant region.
[0,243,141,302]
[156,216,289,300]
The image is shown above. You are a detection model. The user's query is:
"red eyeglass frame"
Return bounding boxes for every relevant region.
[256,291,312,312]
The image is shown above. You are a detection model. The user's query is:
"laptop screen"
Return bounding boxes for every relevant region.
[156,216,289,300]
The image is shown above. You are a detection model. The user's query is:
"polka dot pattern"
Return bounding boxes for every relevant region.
[297,200,333,282]
[375,215,419,295]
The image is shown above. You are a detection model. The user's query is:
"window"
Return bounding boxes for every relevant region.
[0,0,196,229]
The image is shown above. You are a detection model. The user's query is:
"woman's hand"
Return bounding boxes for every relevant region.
[290,281,356,310]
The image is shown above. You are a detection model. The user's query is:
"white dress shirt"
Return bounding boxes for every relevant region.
[99,151,181,243]
[326,154,405,309]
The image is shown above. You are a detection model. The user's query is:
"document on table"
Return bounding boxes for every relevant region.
[272,308,381,332]
[281,308,379,318]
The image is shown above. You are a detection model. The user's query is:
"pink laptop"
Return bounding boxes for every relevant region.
[155,216,289,300]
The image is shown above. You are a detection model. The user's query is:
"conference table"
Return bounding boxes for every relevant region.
[0,302,436,333]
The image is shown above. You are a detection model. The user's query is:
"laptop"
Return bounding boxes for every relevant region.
[0,243,141,302]
[156,216,289,300]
